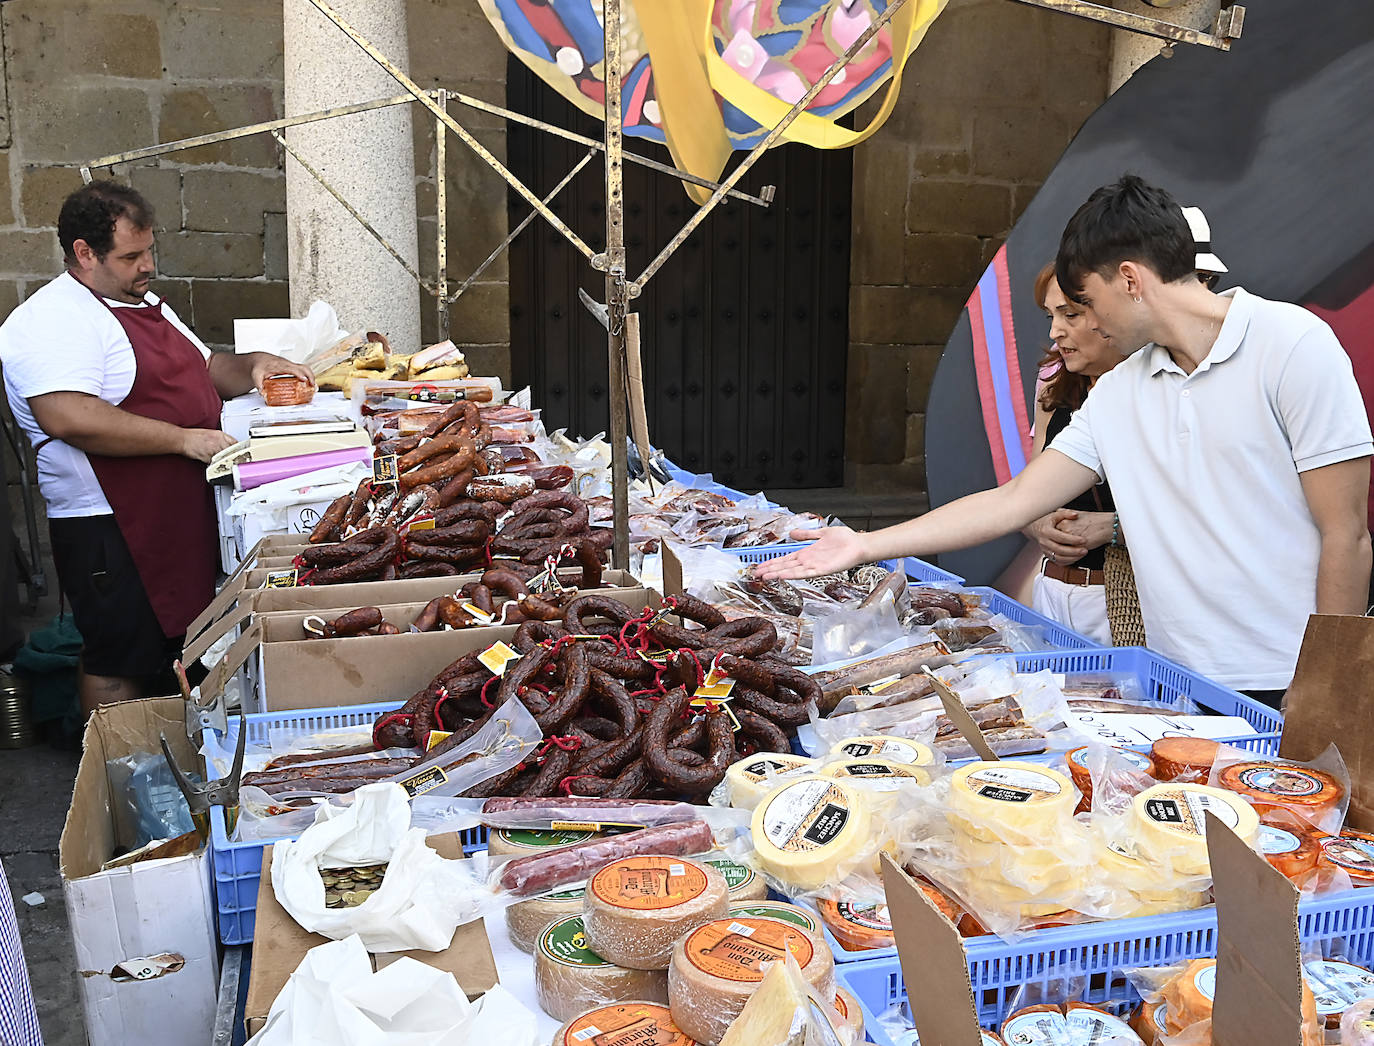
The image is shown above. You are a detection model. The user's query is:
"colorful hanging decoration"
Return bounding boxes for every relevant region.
[478,0,949,200]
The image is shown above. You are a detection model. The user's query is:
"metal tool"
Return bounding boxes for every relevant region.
[175,658,227,741]
[160,711,246,841]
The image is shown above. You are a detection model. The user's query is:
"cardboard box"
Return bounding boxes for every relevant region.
[58,698,220,1046]
[244,837,499,1036]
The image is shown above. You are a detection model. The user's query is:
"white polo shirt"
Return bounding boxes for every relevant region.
[1049,287,1372,690]
[0,272,213,518]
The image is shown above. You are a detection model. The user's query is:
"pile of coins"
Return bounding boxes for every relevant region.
[321,862,388,909]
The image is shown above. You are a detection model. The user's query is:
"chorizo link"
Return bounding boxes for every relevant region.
[326,606,384,637]
[406,519,490,547]
[307,526,401,583]
[433,500,501,527]
[497,820,715,896]
[522,745,577,797]
[399,445,476,491]
[641,689,736,794]
[309,494,350,544]
[398,431,472,473]
[436,468,474,508]
[397,561,460,579]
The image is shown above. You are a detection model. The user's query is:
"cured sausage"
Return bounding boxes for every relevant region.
[397,560,460,579]
[482,567,529,601]
[407,543,486,567]
[307,526,401,584]
[527,464,574,490]
[496,820,715,896]
[509,490,590,534]
[309,494,350,544]
[433,500,502,527]
[411,597,446,633]
[343,478,374,530]
[398,444,477,491]
[326,606,383,637]
[406,519,490,547]
[398,431,473,473]
[468,473,536,503]
[436,468,474,507]
[641,688,736,794]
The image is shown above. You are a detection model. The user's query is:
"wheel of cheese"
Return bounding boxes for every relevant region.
[1161,959,1216,1034]
[1316,828,1374,885]
[751,778,878,891]
[507,884,585,953]
[828,735,935,767]
[535,915,670,1021]
[834,986,865,1042]
[1097,842,1205,914]
[582,856,730,971]
[1303,958,1374,1028]
[1131,783,1259,876]
[949,762,1077,843]
[487,826,602,857]
[701,856,767,902]
[913,877,965,925]
[817,898,893,951]
[552,1001,695,1046]
[1000,1004,1068,1043]
[1256,809,1324,881]
[821,757,932,790]
[724,754,819,808]
[1150,737,1221,782]
[667,916,835,1045]
[980,1033,1005,1046]
[1216,761,1345,822]
[727,900,821,935]
[1130,1001,1168,1046]
[1067,1001,1144,1044]
[1065,746,1156,813]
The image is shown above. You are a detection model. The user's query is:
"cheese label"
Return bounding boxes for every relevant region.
[1143,789,1241,835]
[1234,765,1328,798]
[1303,959,1374,1014]
[479,641,521,676]
[1258,825,1302,855]
[740,755,813,782]
[967,766,1063,804]
[1065,1006,1138,1044]
[704,857,758,895]
[538,915,613,969]
[833,900,891,932]
[761,780,852,851]
[832,761,906,778]
[557,1003,693,1046]
[590,856,709,911]
[836,736,932,765]
[1001,1008,1070,1044]
[727,902,820,934]
[1194,963,1218,1001]
[1321,833,1374,875]
[1067,747,1153,773]
[494,828,598,850]
[682,917,814,984]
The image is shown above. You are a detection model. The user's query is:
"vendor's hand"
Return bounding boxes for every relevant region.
[182,427,237,463]
[749,525,867,581]
[1027,508,1089,563]
[249,353,315,393]
[1053,509,1116,550]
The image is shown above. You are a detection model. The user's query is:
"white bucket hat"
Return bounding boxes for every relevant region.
[1181,205,1228,274]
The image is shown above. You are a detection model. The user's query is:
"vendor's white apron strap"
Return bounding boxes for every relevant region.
[1032,572,1112,648]
[0,859,43,1046]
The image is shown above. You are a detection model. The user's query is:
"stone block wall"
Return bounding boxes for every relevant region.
[846,0,1109,492]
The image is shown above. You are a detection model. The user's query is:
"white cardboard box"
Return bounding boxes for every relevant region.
[220,389,355,442]
[58,698,220,1046]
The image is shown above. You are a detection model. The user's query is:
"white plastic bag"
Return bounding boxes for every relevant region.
[270,783,490,952]
[247,934,542,1046]
[235,300,349,362]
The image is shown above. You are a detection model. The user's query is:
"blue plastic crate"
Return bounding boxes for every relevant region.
[720,545,962,588]
[839,888,1374,1043]
[209,700,489,945]
[965,586,1099,650]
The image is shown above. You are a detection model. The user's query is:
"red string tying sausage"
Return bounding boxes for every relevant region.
[371,711,413,750]
[479,673,501,709]
[558,774,598,796]
[297,567,319,585]
[429,685,453,730]
[537,734,583,755]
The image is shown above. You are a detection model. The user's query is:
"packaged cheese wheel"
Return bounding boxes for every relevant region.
[702,856,767,902]
[751,778,878,891]
[1129,1001,1168,1046]
[834,986,865,1041]
[488,826,602,857]
[1341,998,1374,1046]
[822,757,931,789]
[1065,746,1155,813]
[828,735,935,767]
[507,885,585,953]
[668,916,835,1045]
[552,1001,695,1046]
[724,754,819,808]
[535,915,670,1021]
[1161,959,1216,1034]
[1317,829,1374,885]
[1303,958,1374,1028]
[949,762,1077,843]
[1000,1003,1070,1044]
[1150,738,1221,782]
[980,1033,1005,1046]
[1215,761,1344,822]
[1256,809,1324,881]
[583,856,730,970]
[1131,784,1259,876]
[817,898,893,951]
[1067,1001,1144,1044]
[912,877,965,925]
[727,900,821,935]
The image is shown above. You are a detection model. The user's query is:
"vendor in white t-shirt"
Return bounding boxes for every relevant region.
[0,180,312,713]
[755,175,1373,701]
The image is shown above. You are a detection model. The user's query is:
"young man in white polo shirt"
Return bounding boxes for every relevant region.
[756,175,1372,699]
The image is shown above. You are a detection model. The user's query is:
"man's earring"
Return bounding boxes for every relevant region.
[1133,295,1142,304]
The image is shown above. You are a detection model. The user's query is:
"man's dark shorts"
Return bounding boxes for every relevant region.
[49,515,182,680]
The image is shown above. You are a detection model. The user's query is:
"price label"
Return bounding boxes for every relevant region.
[426,730,452,751]
[264,569,298,589]
[479,641,521,676]
[406,515,436,532]
[373,454,399,485]
[397,765,448,798]
[693,668,736,701]
[464,603,495,626]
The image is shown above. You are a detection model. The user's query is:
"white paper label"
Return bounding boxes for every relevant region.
[1067,712,1257,747]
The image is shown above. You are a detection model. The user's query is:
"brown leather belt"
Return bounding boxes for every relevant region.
[1042,559,1105,586]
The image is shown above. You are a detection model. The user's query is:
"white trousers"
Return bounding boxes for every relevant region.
[1032,572,1113,647]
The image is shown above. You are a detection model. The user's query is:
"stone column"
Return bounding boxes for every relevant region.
[283,0,421,352]
[1109,0,1223,92]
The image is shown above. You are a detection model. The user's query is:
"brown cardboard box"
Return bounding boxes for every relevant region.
[245,835,498,1036]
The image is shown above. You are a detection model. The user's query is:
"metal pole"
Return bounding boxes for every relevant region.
[1004,0,1244,48]
[435,89,450,339]
[603,0,630,571]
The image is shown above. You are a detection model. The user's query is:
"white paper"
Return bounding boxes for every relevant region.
[1066,711,1258,747]
[235,301,349,362]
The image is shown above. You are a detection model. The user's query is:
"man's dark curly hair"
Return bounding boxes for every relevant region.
[57,180,154,264]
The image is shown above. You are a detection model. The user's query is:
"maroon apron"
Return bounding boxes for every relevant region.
[84,286,222,637]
